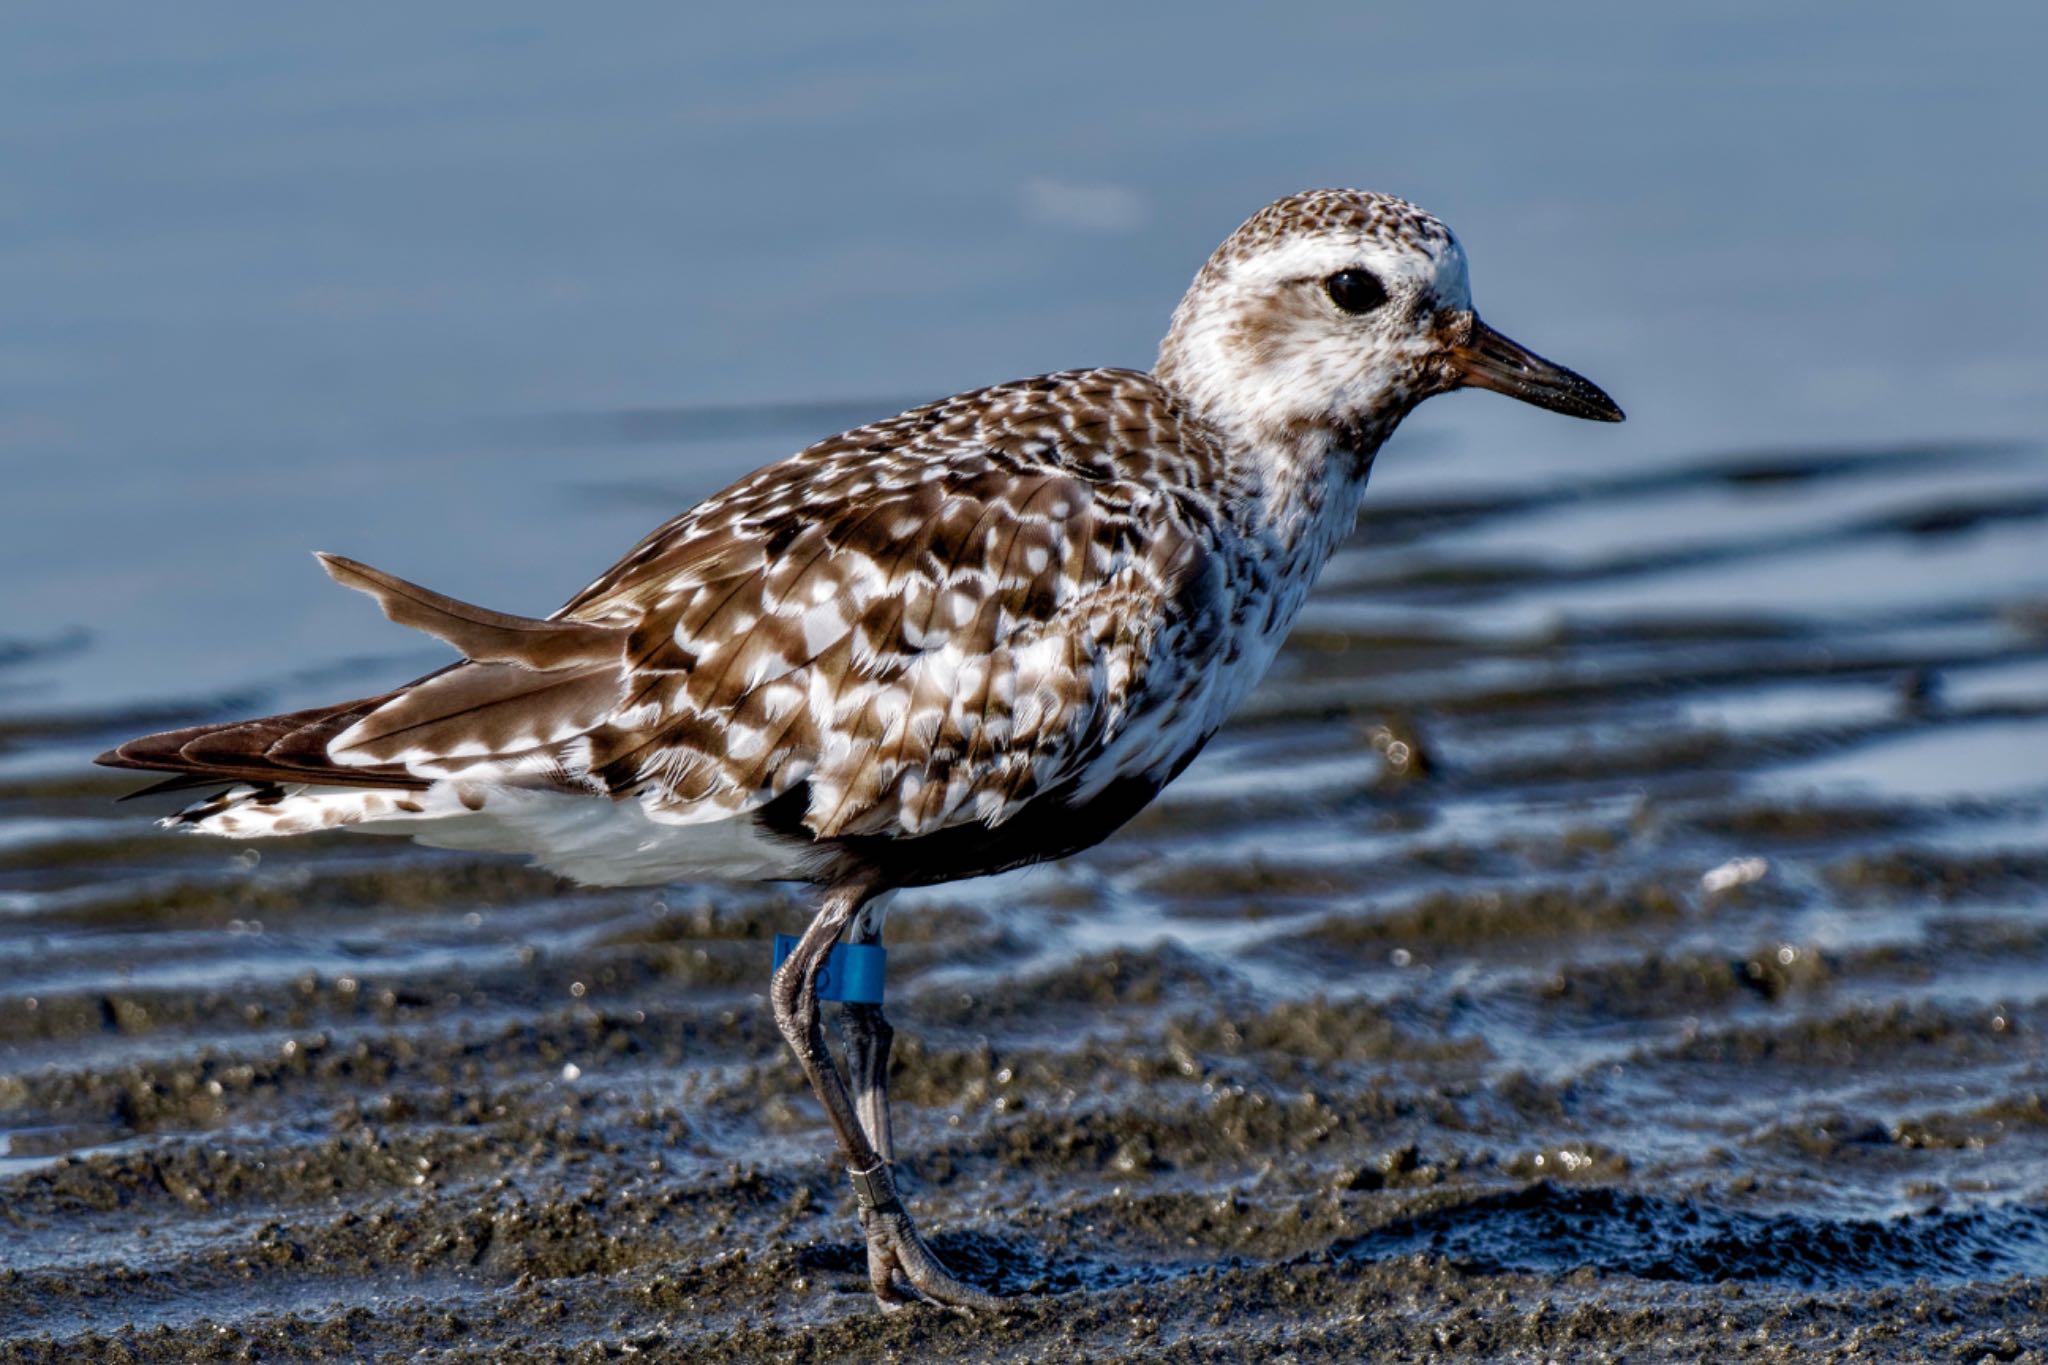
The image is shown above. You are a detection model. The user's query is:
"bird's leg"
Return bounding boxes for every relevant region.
[771,874,1004,1312]
[839,896,896,1163]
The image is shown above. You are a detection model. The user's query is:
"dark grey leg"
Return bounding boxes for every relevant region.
[771,873,1004,1311]
[839,896,897,1164]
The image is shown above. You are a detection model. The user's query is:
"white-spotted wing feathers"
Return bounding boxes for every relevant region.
[310,369,1239,845]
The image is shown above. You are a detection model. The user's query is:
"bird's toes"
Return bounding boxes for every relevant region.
[862,1217,1006,1313]
[896,1252,1008,1313]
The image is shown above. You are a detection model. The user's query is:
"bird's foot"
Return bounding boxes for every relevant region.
[850,1163,1006,1312]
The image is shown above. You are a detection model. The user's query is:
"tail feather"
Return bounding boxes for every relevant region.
[119,770,277,801]
[97,695,431,791]
[315,553,627,670]
[100,555,628,795]
[101,558,639,809]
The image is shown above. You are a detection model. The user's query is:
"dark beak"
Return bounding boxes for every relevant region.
[1446,316,1624,422]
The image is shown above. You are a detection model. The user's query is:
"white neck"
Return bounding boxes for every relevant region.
[1157,358,1389,573]
[1252,428,1376,581]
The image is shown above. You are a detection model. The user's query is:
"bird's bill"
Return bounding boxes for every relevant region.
[1446,317,1625,422]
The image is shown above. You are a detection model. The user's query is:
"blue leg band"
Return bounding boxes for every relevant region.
[772,933,886,1004]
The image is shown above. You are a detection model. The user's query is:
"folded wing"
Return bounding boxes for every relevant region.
[102,371,1231,848]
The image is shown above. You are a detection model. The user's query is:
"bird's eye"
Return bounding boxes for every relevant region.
[1324,269,1389,315]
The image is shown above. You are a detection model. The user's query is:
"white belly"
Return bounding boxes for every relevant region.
[166,780,831,887]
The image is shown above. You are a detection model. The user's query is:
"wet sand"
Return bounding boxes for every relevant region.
[5,439,2048,1361]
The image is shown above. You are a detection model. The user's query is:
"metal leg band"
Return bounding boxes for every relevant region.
[847,1161,898,1211]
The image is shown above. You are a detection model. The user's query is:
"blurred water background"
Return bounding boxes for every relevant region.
[6,5,2048,1358]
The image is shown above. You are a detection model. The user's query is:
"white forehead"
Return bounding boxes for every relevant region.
[1225,227,1472,310]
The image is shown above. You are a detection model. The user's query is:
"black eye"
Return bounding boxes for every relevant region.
[1324,269,1389,315]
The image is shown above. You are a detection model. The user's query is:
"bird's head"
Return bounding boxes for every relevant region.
[1156,188,1622,453]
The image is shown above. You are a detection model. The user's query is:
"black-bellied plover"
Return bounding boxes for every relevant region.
[101,188,1622,1308]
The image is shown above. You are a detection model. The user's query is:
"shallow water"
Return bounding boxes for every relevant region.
[6,4,2048,1362]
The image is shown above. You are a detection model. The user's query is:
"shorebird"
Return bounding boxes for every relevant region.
[100,188,1621,1309]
